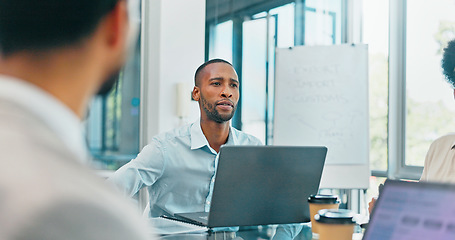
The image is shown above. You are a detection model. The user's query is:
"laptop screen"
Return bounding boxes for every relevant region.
[363,180,455,240]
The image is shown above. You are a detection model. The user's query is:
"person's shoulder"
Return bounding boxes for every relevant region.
[0,135,154,239]
[230,127,263,145]
[152,123,192,142]
[430,133,455,148]
[433,133,455,142]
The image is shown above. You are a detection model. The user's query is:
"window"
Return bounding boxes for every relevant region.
[208,20,233,63]
[388,0,455,180]
[241,16,271,143]
[363,1,389,173]
[404,0,455,168]
[304,0,343,45]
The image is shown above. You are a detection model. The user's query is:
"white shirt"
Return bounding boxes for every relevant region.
[0,75,154,240]
[420,133,455,183]
[0,75,88,162]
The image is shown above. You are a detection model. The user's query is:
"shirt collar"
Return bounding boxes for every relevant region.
[226,127,238,145]
[0,75,88,163]
[190,120,209,150]
[190,119,238,150]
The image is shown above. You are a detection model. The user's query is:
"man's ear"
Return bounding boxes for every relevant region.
[104,0,128,50]
[192,86,200,101]
[453,89,455,99]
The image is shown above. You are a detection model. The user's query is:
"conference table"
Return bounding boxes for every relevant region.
[156,231,364,240]
[151,219,364,240]
[157,228,270,240]
[151,220,284,240]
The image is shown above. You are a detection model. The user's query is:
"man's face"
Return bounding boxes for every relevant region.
[193,62,240,123]
[97,0,140,96]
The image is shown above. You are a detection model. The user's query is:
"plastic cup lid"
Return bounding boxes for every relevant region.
[308,194,341,204]
[315,209,356,225]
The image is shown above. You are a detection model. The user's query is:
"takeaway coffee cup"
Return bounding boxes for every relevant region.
[315,209,356,240]
[308,194,340,234]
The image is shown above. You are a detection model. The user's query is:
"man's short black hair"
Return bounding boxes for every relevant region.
[442,39,455,88]
[0,0,119,56]
[194,59,233,86]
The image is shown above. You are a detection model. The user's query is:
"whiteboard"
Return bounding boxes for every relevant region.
[273,44,370,189]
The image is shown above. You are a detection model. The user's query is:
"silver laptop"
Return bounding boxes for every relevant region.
[363,179,455,240]
[173,145,328,228]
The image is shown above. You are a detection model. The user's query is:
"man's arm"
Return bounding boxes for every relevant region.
[107,140,165,197]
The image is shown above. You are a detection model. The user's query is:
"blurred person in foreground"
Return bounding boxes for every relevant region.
[369,39,455,215]
[0,0,155,239]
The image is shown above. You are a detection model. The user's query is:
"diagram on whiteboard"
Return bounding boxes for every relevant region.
[274,44,369,166]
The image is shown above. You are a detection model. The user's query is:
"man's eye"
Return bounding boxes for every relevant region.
[231,84,238,88]
[212,82,220,86]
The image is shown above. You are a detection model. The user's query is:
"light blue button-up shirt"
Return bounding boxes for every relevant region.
[108,121,262,217]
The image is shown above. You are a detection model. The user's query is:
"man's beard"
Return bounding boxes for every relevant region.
[96,69,121,96]
[201,94,236,123]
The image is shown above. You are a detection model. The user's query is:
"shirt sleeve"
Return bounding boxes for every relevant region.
[107,139,165,197]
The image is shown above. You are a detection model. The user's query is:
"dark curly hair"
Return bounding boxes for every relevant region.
[442,39,455,88]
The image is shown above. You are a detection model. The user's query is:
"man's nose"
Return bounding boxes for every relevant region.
[220,89,232,98]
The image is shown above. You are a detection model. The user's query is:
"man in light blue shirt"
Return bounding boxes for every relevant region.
[108,59,262,217]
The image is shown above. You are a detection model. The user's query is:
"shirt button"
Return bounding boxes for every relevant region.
[206,201,211,205]
[211,178,215,183]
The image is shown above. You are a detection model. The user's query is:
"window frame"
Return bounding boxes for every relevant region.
[388,0,424,180]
